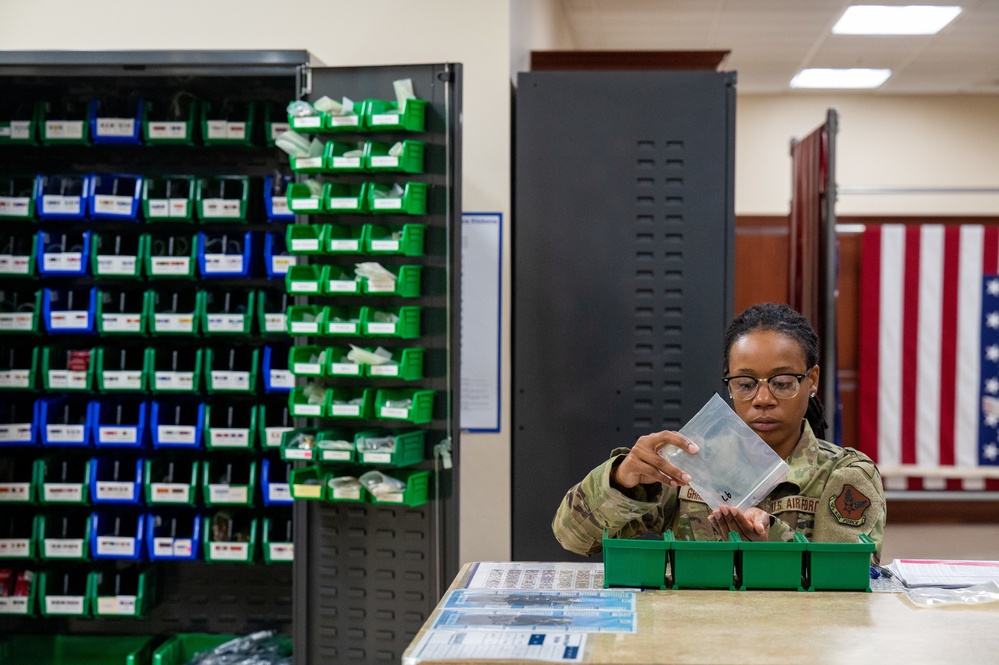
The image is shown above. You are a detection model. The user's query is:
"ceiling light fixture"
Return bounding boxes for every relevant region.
[790,68,892,89]
[832,5,962,35]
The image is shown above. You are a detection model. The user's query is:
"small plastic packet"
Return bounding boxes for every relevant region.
[904,580,999,607]
[359,470,406,499]
[659,393,788,511]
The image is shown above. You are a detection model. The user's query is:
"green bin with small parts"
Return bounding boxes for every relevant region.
[1,634,155,665]
[144,458,199,506]
[38,568,94,617]
[0,346,38,392]
[324,305,364,336]
[322,224,365,254]
[374,388,435,424]
[360,265,421,297]
[324,346,364,378]
[145,234,197,279]
[602,529,670,589]
[324,472,367,503]
[322,101,365,131]
[362,98,427,132]
[288,385,327,418]
[96,290,149,335]
[91,233,144,278]
[0,175,37,220]
[94,346,150,392]
[37,512,92,560]
[90,566,155,618]
[257,290,290,335]
[143,98,198,146]
[364,223,425,257]
[0,101,42,146]
[152,632,291,665]
[364,347,424,381]
[289,465,325,500]
[200,100,254,146]
[354,429,426,467]
[286,224,326,254]
[367,181,427,215]
[324,182,368,214]
[360,305,421,339]
[204,404,258,451]
[204,347,259,394]
[288,345,327,378]
[202,459,257,508]
[739,532,807,591]
[326,387,375,419]
[324,141,366,173]
[286,304,324,335]
[285,264,324,295]
[41,346,95,392]
[262,516,294,564]
[364,140,425,173]
[669,530,739,590]
[367,468,431,507]
[196,175,249,221]
[316,429,355,463]
[286,181,328,214]
[202,514,258,563]
[0,231,36,276]
[279,428,318,462]
[807,534,876,592]
[142,175,196,222]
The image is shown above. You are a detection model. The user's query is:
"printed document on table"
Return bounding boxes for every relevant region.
[432,609,636,633]
[887,559,999,588]
[444,588,636,612]
[466,561,608,590]
[404,631,585,664]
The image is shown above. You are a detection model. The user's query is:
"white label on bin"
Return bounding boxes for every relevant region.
[333,486,361,500]
[327,197,359,210]
[331,404,361,417]
[271,256,294,274]
[266,313,287,333]
[154,537,193,557]
[201,199,242,219]
[211,370,250,391]
[366,280,395,293]
[45,538,84,558]
[209,428,249,448]
[0,369,30,388]
[98,595,137,615]
[282,447,312,461]
[320,450,352,462]
[150,256,191,275]
[49,310,89,330]
[330,363,360,376]
[265,427,293,449]
[331,156,361,169]
[290,281,319,294]
[327,279,357,293]
[203,253,244,274]
[103,370,142,389]
[371,114,401,126]
[149,482,190,503]
[270,197,290,217]
[96,480,136,500]
[378,492,405,503]
[295,157,323,170]
[154,314,194,333]
[44,483,82,502]
[380,406,410,419]
[365,322,396,335]
[328,322,359,335]
[328,239,360,252]
[293,362,322,375]
[270,122,290,139]
[45,120,84,139]
[102,314,141,333]
[157,425,196,445]
[373,198,403,210]
[293,404,322,417]
[97,536,135,556]
[290,198,319,212]
[371,239,401,252]
[98,426,138,445]
[46,596,84,615]
[209,542,248,560]
[328,115,359,127]
[0,254,30,274]
[294,116,321,129]
[0,538,30,557]
[42,251,83,271]
[0,313,33,332]
[207,120,246,141]
[4,121,30,140]
[148,198,190,218]
[93,195,134,215]
[96,117,135,137]
[270,369,295,388]
[155,371,195,390]
[268,543,294,561]
[209,484,248,503]
[148,122,187,140]
[49,369,87,389]
[0,196,31,217]
[46,424,86,443]
[363,452,393,464]
[370,156,400,168]
[0,482,29,501]
[207,314,246,332]
[42,195,82,216]
[290,321,319,334]
[97,255,137,275]
[290,238,319,252]
[0,422,31,441]
[369,365,400,377]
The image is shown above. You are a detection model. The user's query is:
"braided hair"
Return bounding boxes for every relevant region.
[723,302,827,439]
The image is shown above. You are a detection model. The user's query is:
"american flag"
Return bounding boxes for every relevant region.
[857,224,999,491]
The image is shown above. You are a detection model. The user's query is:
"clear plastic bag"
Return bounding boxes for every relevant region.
[659,393,788,511]
[904,581,999,608]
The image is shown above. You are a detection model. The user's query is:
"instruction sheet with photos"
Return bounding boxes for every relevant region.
[404,631,586,663]
[466,561,609,591]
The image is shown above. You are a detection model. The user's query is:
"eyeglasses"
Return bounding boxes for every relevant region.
[722,371,810,401]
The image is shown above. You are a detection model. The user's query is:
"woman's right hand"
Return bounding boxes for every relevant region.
[611,430,699,490]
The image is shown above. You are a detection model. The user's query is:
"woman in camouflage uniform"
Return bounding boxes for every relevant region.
[553,302,886,563]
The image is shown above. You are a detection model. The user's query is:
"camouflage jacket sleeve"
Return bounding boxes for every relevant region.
[812,457,887,564]
[552,448,677,556]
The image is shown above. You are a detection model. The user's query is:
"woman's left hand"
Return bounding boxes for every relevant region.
[708,506,771,542]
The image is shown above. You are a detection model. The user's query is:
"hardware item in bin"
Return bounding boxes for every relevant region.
[280,429,316,461]
[327,475,364,502]
[286,98,331,132]
[210,510,251,543]
[176,630,292,665]
[317,437,354,463]
[325,141,366,172]
[358,470,406,501]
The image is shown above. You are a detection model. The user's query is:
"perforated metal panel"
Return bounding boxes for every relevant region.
[512,70,736,562]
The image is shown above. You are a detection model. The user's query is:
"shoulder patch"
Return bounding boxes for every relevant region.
[829,484,871,526]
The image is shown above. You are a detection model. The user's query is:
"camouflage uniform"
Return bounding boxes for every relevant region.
[553,421,886,564]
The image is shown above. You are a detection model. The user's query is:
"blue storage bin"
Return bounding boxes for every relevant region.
[146,512,201,561]
[263,232,296,279]
[39,398,92,447]
[90,511,145,560]
[264,174,295,221]
[198,231,252,278]
[42,287,97,334]
[38,230,91,276]
[88,174,142,220]
[89,97,143,145]
[89,401,148,449]
[34,174,91,220]
[0,398,39,447]
[150,401,205,449]
[262,345,294,393]
[260,458,293,506]
[89,457,143,505]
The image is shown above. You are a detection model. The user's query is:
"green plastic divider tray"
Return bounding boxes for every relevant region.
[200,101,254,146]
[0,101,42,145]
[94,347,150,392]
[286,224,325,254]
[143,98,197,145]
[325,183,368,214]
[602,529,670,589]
[91,233,145,277]
[0,288,41,333]
[262,517,294,563]
[324,305,364,336]
[97,289,150,335]
[41,346,95,392]
[196,176,249,221]
[285,264,324,295]
[362,98,427,132]
[367,182,428,215]
[364,140,425,173]
[37,457,92,505]
[202,514,258,562]
[1,634,154,665]
[0,514,39,560]
[739,532,807,591]
[364,223,425,256]
[38,513,92,560]
[202,459,257,507]
[0,567,36,615]
[324,141,366,172]
[145,236,197,279]
[361,265,422,297]
[375,388,435,424]
[204,404,258,450]
[807,534,876,592]
[204,347,259,393]
[322,101,365,131]
[149,290,203,335]
[202,290,255,335]
[286,181,328,213]
[355,429,425,467]
[152,633,291,665]
[669,531,739,590]
[144,458,199,505]
[0,346,38,391]
[366,347,424,380]
[150,347,203,393]
[368,468,431,507]
[326,387,375,419]
[142,175,196,221]
[0,231,36,276]
[289,465,325,500]
[323,224,365,254]
[0,175,37,219]
[361,305,421,338]
[38,568,95,616]
[91,566,155,618]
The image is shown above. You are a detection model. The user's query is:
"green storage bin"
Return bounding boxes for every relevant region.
[196,176,249,221]
[38,568,94,617]
[326,387,375,419]
[204,347,259,393]
[0,566,36,615]
[374,388,435,424]
[286,181,328,214]
[364,140,425,173]
[288,385,328,418]
[279,428,319,462]
[257,290,290,336]
[150,347,203,393]
[364,223,425,256]
[38,513,92,560]
[204,404,258,450]
[323,223,365,254]
[0,101,42,145]
[0,346,38,391]
[365,347,424,380]
[94,346,150,392]
[202,460,257,507]
[0,288,41,333]
[324,182,368,214]
[324,471,367,503]
[90,233,144,278]
[91,566,155,618]
[262,516,294,563]
[37,457,92,505]
[41,346,95,392]
[143,97,198,145]
[41,99,90,145]
[259,404,294,451]
[324,346,365,378]
[0,514,39,560]
[367,181,427,215]
[324,140,366,172]
[288,105,328,133]
[807,534,876,592]
[144,458,199,505]
[200,100,254,146]
[286,304,324,336]
[0,458,36,504]
[366,468,431,507]
[0,175,37,220]
[360,264,422,297]
[149,289,203,335]
[202,513,258,562]
[322,100,365,131]
[324,265,362,295]
[289,465,325,500]
[97,289,150,335]
[670,531,739,590]
[361,305,422,339]
[316,429,356,463]
[146,234,197,279]
[1,635,155,665]
[289,150,327,174]
[142,175,196,221]
[0,231,36,276]
[263,102,291,145]
[362,98,427,132]
[288,346,327,378]
[602,529,671,589]
[355,429,425,467]
[152,632,291,665]
[323,305,363,337]
[738,532,808,591]
[202,289,255,335]
[285,264,324,295]
[286,224,326,254]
